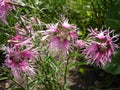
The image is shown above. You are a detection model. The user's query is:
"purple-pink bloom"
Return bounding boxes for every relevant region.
[49,36,71,56]
[76,40,85,48]
[20,49,36,60]
[7,34,33,49]
[4,43,36,80]
[41,17,78,58]
[83,28,119,67]
[0,0,12,24]
[3,17,38,80]
[62,16,75,29]
[49,36,61,51]
[46,23,59,33]
[68,31,78,40]
[97,32,105,40]
[8,34,24,44]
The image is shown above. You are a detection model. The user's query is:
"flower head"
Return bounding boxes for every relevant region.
[3,16,38,80]
[83,28,119,67]
[41,17,78,58]
[4,40,37,80]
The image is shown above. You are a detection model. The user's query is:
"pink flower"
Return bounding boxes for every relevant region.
[97,32,105,40]
[88,28,106,40]
[41,17,78,58]
[76,40,85,48]
[46,23,59,33]
[8,34,33,49]
[2,16,38,80]
[0,0,12,24]
[62,16,75,29]
[83,28,119,67]
[40,23,59,38]
[20,49,37,60]
[4,44,36,80]
[9,60,35,80]
[61,39,71,53]
[49,36,71,57]
[68,31,78,40]
[49,36,61,51]
[8,34,24,44]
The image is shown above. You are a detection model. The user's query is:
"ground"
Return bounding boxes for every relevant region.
[68,65,120,90]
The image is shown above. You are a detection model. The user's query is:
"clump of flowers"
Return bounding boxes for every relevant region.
[3,16,38,81]
[4,44,37,80]
[0,0,13,24]
[40,16,78,59]
[83,28,119,67]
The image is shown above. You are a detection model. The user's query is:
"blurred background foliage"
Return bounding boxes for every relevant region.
[1,0,120,44]
[105,0,120,32]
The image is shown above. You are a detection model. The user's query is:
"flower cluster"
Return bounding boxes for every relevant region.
[41,16,78,59]
[2,15,119,82]
[83,28,119,67]
[4,16,38,80]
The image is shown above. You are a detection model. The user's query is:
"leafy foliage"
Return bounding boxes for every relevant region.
[104,48,120,75]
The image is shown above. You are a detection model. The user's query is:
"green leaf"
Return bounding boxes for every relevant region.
[67,62,87,69]
[103,48,120,75]
[105,18,120,31]
[0,77,8,81]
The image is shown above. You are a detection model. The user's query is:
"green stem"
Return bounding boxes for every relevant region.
[10,2,43,12]
[11,77,26,90]
[0,67,25,89]
[63,57,69,89]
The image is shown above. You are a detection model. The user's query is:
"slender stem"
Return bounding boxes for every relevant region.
[0,67,25,89]
[63,57,69,89]
[10,2,42,12]
[11,77,26,90]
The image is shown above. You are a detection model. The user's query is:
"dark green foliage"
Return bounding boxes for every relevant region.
[105,0,120,32]
[104,48,120,75]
